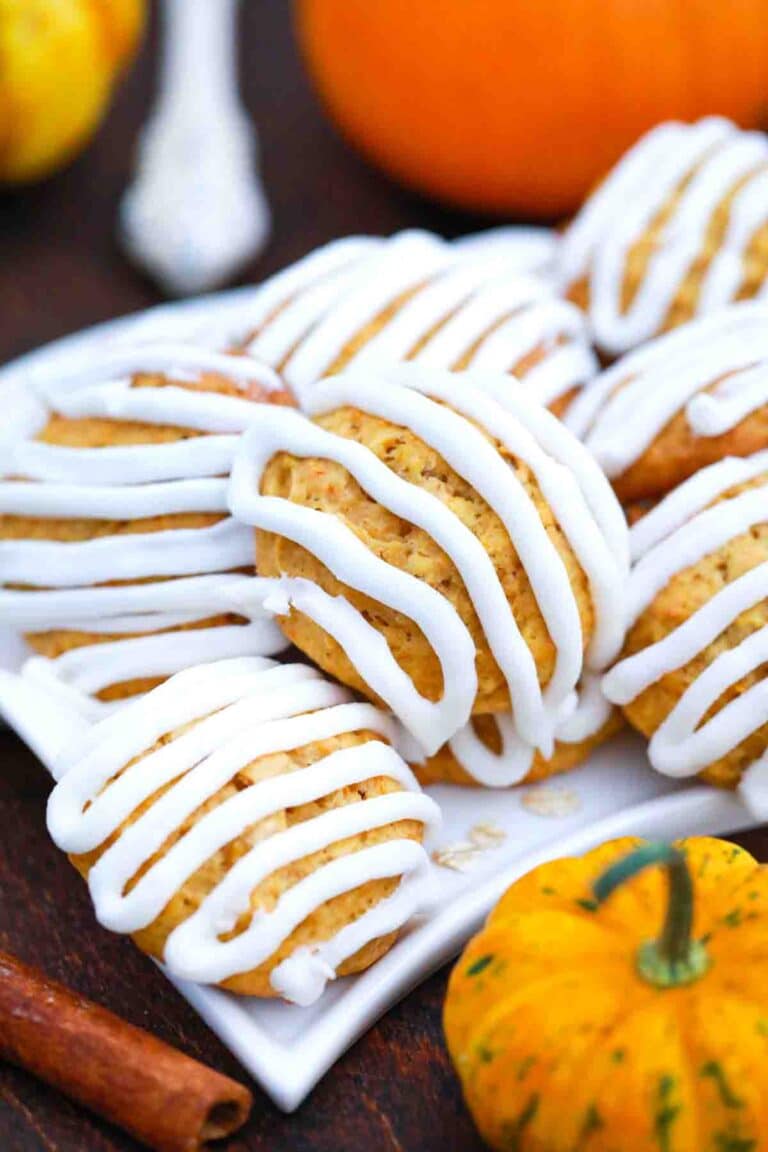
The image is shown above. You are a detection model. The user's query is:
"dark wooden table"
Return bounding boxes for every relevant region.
[1,6,767,1151]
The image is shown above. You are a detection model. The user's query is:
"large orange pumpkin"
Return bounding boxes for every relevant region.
[295,1,768,218]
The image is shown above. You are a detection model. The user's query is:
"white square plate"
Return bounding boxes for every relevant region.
[0,268,758,1111]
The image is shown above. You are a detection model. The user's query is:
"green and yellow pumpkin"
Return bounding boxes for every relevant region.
[445,836,768,1151]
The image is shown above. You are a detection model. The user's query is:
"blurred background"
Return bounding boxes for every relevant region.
[2,0,768,361]
[0,2,482,364]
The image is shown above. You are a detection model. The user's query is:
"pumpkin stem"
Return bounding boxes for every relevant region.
[593,842,709,988]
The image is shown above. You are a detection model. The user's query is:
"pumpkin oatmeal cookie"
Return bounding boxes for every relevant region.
[46,658,439,1003]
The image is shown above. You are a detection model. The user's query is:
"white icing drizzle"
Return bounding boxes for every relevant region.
[242,232,596,408]
[560,117,768,355]
[0,573,267,631]
[0,518,251,588]
[628,449,768,563]
[47,658,440,1006]
[6,436,242,486]
[246,244,386,371]
[435,674,613,788]
[452,227,559,278]
[32,343,282,397]
[23,619,285,698]
[411,275,593,407]
[243,236,383,350]
[228,365,626,758]
[345,256,518,370]
[559,121,695,289]
[243,231,443,381]
[282,231,452,398]
[424,287,594,405]
[0,478,230,520]
[626,486,765,627]
[460,371,630,577]
[566,303,768,480]
[0,344,287,693]
[603,454,768,806]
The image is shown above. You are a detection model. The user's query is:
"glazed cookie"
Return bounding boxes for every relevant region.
[566,303,768,503]
[239,230,597,414]
[0,345,292,710]
[603,451,768,805]
[46,658,440,1005]
[560,118,768,357]
[228,365,627,758]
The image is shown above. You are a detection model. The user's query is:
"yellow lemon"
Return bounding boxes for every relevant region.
[0,0,145,184]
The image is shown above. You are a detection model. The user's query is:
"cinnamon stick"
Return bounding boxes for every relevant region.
[0,951,252,1152]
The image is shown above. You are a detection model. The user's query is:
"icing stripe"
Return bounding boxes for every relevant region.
[53,658,318,778]
[6,436,241,485]
[437,674,612,788]
[35,344,282,400]
[0,344,288,694]
[0,518,253,587]
[566,304,768,481]
[361,270,596,406]
[560,118,768,354]
[345,256,515,369]
[0,573,264,630]
[521,342,597,407]
[605,561,768,707]
[688,363,768,436]
[49,380,274,433]
[268,840,430,1006]
[647,627,768,778]
[699,170,768,312]
[603,453,768,803]
[241,232,595,410]
[628,449,768,562]
[247,259,375,369]
[0,477,229,519]
[166,825,432,991]
[23,619,285,697]
[415,280,574,367]
[242,237,382,340]
[627,486,766,627]
[308,381,585,708]
[455,370,630,576]
[283,231,451,396]
[229,475,478,756]
[558,120,698,286]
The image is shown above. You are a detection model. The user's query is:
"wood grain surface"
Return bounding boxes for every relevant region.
[1,5,767,1150]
